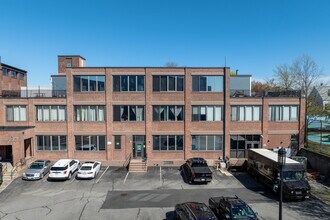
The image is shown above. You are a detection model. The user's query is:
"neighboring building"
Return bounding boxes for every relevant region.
[0,56,306,168]
[309,84,330,109]
[0,62,27,93]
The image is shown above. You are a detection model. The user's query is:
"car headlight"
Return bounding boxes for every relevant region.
[23,173,26,177]
[291,190,294,194]
[34,173,40,177]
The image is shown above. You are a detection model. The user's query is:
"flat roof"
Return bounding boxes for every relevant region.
[58,55,86,60]
[249,149,299,164]
[1,63,27,73]
[70,66,229,69]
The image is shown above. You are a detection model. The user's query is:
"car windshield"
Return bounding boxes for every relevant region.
[51,165,68,171]
[191,162,207,167]
[29,163,44,169]
[80,166,92,170]
[231,205,256,218]
[283,171,305,181]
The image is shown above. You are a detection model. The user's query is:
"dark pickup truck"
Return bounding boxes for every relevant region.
[209,196,258,220]
[180,158,212,184]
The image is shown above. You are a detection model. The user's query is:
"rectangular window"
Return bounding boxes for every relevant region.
[192,135,223,151]
[11,71,16,78]
[153,106,184,121]
[2,68,8,76]
[153,75,184,92]
[20,73,24,80]
[113,106,145,122]
[113,75,144,92]
[192,76,223,92]
[73,75,105,92]
[269,106,299,121]
[153,135,184,151]
[36,135,67,151]
[66,58,72,68]
[231,106,262,121]
[6,106,27,121]
[74,105,105,122]
[114,135,121,150]
[191,106,223,121]
[36,106,67,122]
[75,135,106,151]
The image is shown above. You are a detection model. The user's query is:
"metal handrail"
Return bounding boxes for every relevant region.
[123,153,132,167]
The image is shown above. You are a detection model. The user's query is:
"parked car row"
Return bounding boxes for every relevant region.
[175,196,258,220]
[22,159,102,181]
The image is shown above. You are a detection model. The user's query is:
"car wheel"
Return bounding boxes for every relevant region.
[68,172,72,180]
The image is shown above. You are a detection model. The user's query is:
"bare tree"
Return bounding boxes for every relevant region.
[164,61,178,67]
[273,64,295,90]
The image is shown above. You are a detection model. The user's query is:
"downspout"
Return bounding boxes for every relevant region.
[184,68,187,161]
[223,67,227,162]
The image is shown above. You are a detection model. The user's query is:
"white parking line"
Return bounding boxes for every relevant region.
[96,166,109,183]
[123,172,130,184]
[69,173,77,183]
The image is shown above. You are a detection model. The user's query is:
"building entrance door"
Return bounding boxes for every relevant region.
[132,135,146,159]
[0,145,13,164]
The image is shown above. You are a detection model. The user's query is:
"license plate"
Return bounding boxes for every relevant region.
[296,191,302,195]
[201,178,205,181]
[83,172,87,175]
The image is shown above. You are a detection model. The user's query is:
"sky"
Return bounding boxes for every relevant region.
[1,0,330,86]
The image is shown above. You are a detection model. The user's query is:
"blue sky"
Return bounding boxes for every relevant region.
[1,0,329,86]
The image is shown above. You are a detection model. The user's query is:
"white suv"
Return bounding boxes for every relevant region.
[48,159,80,180]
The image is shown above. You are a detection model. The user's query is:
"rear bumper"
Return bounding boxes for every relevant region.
[193,177,212,183]
[22,176,41,180]
[77,174,94,179]
[48,174,68,180]
[284,192,310,200]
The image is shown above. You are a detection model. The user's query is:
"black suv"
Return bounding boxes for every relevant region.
[209,196,258,220]
[174,202,218,220]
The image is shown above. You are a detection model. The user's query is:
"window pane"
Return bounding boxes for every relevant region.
[82,136,90,151]
[215,106,222,121]
[160,76,167,91]
[44,136,51,151]
[153,106,159,121]
[245,106,252,121]
[200,76,207,91]
[81,76,89,91]
[291,106,298,120]
[153,136,160,150]
[52,136,59,151]
[89,76,97,91]
[207,136,215,150]
[239,106,245,121]
[283,106,290,121]
[136,106,144,121]
[51,106,58,121]
[20,106,27,121]
[114,136,121,150]
[177,76,184,91]
[192,136,199,151]
[168,106,175,121]
[253,106,260,121]
[129,76,136,91]
[99,136,106,151]
[153,76,160,91]
[14,106,20,121]
[207,106,214,121]
[176,106,184,121]
[200,106,206,121]
[168,76,175,91]
[192,106,199,121]
[176,136,183,150]
[214,76,223,92]
[60,136,67,150]
[160,136,167,150]
[137,76,144,91]
[215,136,222,150]
[73,76,81,91]
[269,106,273,121]
[37,136,44,150]
[168,136,175,150]
[6,106,13,121]
[113,106,121,121]
[97,76,105,91]
[121,106,129,121]
[199,136,206,150]
[36,106,42,121]
[91,136,97,151]
[89,106,97,121]
[121,76,128,91]
[75,136,82,150]
[160,106,167,121]
[207,76,215,91]
[192,76,199,91]
[129,106,136,121]
[43,106,50,121]
[98,106,105,121]
[113,76,121,91]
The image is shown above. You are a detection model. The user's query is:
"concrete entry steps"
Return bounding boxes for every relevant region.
[129,159,147,172]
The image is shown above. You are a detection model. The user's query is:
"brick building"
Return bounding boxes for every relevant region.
[0,56,305,168]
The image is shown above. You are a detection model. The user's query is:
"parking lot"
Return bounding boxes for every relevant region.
[0,166,329,220]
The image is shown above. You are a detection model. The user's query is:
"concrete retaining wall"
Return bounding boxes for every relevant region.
[299,148,330,179]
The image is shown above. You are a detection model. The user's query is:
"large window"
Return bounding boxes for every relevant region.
[113,106,144,121]
[230,135,260,158]
[2,68,8,76]
[6,105,27,121]
[73,75,105,92]
[37,135,67,151]
[36,106,66,121]
[192,106,223,121]
[191,135,223,151]
[153,135,184,151]
[192,76,223,92]
[75,135,106,151]
[231,106,261,121]
[152,75,184,92]
[153,106,184,121]
[74,105,105,121]
[269,105,299,121]
[20,73,24,80]
[113,75,144,92]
